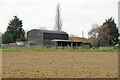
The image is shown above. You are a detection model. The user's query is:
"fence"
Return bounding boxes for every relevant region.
[1,43,119,50]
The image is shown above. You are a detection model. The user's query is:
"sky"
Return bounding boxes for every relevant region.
[0,0,119,38]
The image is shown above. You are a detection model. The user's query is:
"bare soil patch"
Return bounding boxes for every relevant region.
[2,52,118,78]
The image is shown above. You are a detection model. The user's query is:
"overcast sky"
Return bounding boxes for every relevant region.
[0,0,119,38]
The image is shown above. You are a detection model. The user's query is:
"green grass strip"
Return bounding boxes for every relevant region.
[1,48,119,52]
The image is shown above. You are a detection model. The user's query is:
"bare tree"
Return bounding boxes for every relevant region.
[88,23,111,47]
[98,24,110,46]
[88,24,100,38]
[88,24,100,47]
[54,3,62,31]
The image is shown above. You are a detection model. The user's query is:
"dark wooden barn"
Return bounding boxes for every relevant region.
[27,29,68,47]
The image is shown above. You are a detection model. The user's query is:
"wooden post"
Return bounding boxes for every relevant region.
[71,42,73,48]
[76,43,78,49]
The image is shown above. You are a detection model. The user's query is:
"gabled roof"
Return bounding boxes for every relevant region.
[69,37,89,43]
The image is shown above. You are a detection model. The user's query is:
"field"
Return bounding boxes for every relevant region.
[2,49,118,78]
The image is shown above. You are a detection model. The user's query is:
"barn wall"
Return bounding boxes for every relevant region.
[27,30,43,47]
[43,33,68,40]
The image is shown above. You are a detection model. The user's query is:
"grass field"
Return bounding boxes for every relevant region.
[2,50,118,78]
[2,48,119,52]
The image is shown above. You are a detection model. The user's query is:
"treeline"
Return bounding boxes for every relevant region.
[88,17,120,47]
[1,16,120,48]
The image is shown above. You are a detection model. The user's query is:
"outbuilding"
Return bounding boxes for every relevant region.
[27,29,68,47]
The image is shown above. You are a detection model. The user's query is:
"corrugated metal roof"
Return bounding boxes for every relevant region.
[27,29,68,35]
[40,30,68,34]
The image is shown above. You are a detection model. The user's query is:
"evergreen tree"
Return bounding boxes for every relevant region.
[2,32,13,44]
[102,17,119,46]
[2,16,26,44]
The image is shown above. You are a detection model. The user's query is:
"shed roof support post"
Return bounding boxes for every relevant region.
[76,43,78,49]
[55,41,58,49]
[71,43,73,48]
[60,42,63,48]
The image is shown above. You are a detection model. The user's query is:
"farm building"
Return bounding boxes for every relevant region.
[69,37,92,48]
[27,29,68,47]
[27,29,91,48]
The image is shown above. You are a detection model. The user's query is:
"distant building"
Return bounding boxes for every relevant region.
[69,37,91,48]
[69,37,88,43]
[27,29,91,48]
[27,29,68,47]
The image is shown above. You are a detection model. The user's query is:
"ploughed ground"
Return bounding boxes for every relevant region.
[2,52,118,78]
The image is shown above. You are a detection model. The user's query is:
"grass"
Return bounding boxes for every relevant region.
[1,48,119,52]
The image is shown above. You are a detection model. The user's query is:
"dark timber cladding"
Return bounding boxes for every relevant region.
[27,29,68,47]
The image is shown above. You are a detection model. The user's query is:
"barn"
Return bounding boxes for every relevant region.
[27,29,68,47]
[27,29,91,48]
